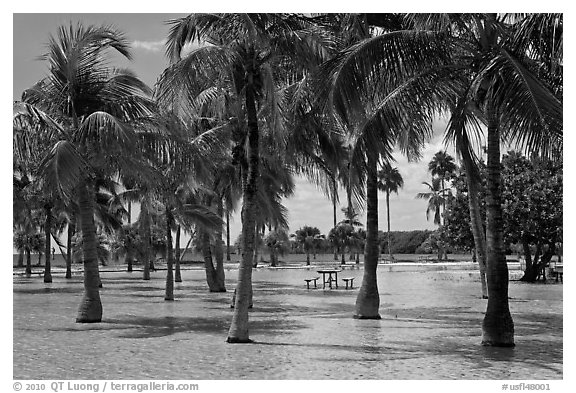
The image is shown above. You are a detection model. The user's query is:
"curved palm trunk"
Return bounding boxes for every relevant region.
[43,204,53,283]
[481,107,514,346]
[175,225,182,282]
[76,182,103,323]
[165,208,174,301]
[460,147,488,298]
[355,152,381,319]
[66,219,75,279]
[227,81,258,344]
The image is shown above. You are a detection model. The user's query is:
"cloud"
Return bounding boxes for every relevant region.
[131,39,166,52]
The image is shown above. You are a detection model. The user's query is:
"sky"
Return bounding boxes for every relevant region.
[10,12,464,243]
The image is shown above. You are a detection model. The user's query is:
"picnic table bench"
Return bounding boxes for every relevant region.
[342,277,355,289]
[304,277,320,289]
[551,264,563,282]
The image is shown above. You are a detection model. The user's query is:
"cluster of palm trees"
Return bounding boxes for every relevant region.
[14,14,561,348]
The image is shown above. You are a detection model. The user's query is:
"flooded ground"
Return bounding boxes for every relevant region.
[13,266,562,380]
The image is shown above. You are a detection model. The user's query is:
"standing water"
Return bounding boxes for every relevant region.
[13,267,562,379]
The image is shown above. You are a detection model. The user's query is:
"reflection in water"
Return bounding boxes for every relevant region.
[13,268,562,380]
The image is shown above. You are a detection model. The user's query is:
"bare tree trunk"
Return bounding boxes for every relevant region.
[227,79,258,344]
[43,204,53,283]
[76,182,103,323]
[481,104,514,346]
[355,151,381,319]
[175,225,182,282]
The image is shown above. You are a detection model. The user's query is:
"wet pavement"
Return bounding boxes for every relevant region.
[13,267,563,379]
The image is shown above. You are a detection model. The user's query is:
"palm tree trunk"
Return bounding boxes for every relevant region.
[214,198,226,291]
[201,229,218,291]
[481,105,514,346]
[226,211,231,261]
[18,250,24,267]
[25,248,31,277]
[126,248,133,272]
[355,152,381,319]
[227,79,258,344]
[142,222,151,280]
[386,190,393,261]
[43,204,53,283]
[333,177,338,261]
[76,182,103,323]
[66,219,75,279]
[165,208,174,301]
[460,144,488,298]
[253,229,260,268]
[175,225,182,282]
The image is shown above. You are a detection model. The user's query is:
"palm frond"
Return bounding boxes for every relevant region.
[39,141,90,202]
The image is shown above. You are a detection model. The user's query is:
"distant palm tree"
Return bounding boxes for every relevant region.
[377,162,404,261]
[429,151,457,192]
[294,226,321,265]
[416,178,449,226]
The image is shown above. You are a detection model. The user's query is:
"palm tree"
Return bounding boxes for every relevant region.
[327,223,355,265]
[416,178,449,226]
[13,23,155,322]
[110,224,141,272]
[265,229,289,267]
[377,162,404,261]
[317,16,453,319]
[294,226,321,265]
[416,178,449,260]
[410,13,562,346]
[428,150,457,209]
[162,13,332,343]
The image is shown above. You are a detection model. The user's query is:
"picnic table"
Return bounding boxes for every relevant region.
[317,269,342,289]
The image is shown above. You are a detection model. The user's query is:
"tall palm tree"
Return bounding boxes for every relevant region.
[317,17,453,319]
[13,23,155,322]
[410,13,562,346]
[377,162,404,261]
[162,13,332,343]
